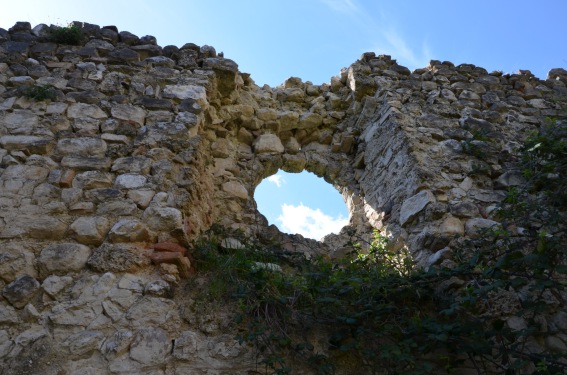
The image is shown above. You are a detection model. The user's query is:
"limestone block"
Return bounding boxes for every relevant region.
[48,301,101,326]
[449,201,479,218]
[0,215,68,240]
[0,303,21,324]
[222,181,249,200]
[88,244,150,273]
[127,189,155,209]
[255,108,277,121]
[399,190,435,226]
[282,154,306,173]
[142,206,183,232]
[494,171,525,189]
[278,111,300,131]
[173,331,199,360]
[2,275,40,308]
[0,135,54,154]
[61,156,111,170]
[100,330,133,358]
[253,134,284,154]
[0,330,13,359]
[108,219,151,243]
[299,112,323,129]
[38,243,92,277]
[42,275,73,298]
[115,174,147,189]
[144,280,171,298]
[125,296,177,328]
[9,75,34,86]
[129,328,172,365]
[63,330,105,357]
[72,171,113,190]
[67,103,108,119]
[440,216,465,236]
[465,218,500,238]
[36,76,68,89]
[97,200,139,216]
[111,104,146,126]
[69,216,111,245]
[0,243,37,282]
[163,84,207,105]
[112,156,152,174]
[57,137,107,157]
[0,110,39,135]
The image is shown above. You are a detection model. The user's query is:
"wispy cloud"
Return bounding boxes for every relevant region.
[277,203,348,240]
[319,0,359,14]
[267,174,285,188]
[372,29,432,70]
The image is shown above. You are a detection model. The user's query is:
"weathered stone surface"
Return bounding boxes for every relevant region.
[400,190,436,226]
[465,218,500,237]
[173,330,199,360]
[69,216,111,245]
[129,327,172,365]
[222,181,249,200]
[67,103,108,119]
[2,275,40,308]
[88,243,150,273]
[57,137,107,157]
[440,216,464,237]
[0,243,37,282]
[111,104,146,126]
[163,84,207,105]
[41,275,73,298]
[115,173,147,189]
[253,134,284,154]
[108,219,151,243]
[38,243,92,277]
[142,206,184,232]
[0,135,54,154]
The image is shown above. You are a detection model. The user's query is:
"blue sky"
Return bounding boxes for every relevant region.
[2,0,566,239]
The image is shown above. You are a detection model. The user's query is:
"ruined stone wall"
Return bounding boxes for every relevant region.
[0,21,566,374]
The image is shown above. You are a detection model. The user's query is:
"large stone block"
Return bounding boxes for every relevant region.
[38,243,92,277]
[69,216,111,245]
[400,190,435,226]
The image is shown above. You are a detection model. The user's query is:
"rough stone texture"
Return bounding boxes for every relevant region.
[0,20,566,375]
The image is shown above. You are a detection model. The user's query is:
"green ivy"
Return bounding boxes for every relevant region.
[50,24,83,45]
[193,119,567,374]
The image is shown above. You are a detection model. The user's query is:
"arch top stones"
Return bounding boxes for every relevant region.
[1,21,567,373]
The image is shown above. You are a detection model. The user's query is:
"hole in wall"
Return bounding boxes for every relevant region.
[254,170,349,240]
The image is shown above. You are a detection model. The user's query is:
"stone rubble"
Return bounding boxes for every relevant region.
[0,20,566,374]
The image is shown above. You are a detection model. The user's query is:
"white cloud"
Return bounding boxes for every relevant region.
[319,0,359,14]
[267,174,285,188]
[372,29,432,70]
[277,203,349,240]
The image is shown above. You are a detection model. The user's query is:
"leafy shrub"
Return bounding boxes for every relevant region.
[22,85,56,101]
[50,24,82,45]
[193,119,567,374]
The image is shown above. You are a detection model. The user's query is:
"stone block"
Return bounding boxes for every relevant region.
[88,244,150,273]
[399,190,435,226]
[38,243,92,277]
[69,216,111,245]
[2,275,40,308]
[253,134,284,154]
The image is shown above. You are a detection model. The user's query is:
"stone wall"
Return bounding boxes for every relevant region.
[0,21,566,374]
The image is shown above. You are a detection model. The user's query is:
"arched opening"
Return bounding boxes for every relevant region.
[254,170,349,240]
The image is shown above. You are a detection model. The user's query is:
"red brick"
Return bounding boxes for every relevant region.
[153,242,187,256]
[148,252,191,278]
[59,169,76,188]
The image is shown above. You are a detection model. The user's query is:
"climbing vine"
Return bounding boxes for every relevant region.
[193,118,566,374]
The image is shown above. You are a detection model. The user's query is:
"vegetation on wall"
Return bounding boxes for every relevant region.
[193,117,566,375]
[49,24,83,45]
